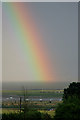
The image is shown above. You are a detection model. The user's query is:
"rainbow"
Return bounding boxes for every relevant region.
[3,2,55,82]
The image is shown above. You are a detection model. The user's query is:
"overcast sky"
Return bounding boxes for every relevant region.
[2,2,78,83]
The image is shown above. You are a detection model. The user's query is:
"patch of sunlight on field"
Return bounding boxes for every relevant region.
[0,108,2,114]
[39,110,55,118]
[2,109,19,114]
[0,108,2,120]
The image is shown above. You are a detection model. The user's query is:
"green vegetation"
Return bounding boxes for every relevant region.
[2,108,19,114]
[39,110,55,118]
[63,82,80,101]
[2,110,53,120]
[2,89,63,98]
[54,82,80,120]
[2,89,62,119]
[2,111,41,120]
[2,82,80,120]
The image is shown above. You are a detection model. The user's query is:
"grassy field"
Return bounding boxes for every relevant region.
[2,108,19,114]
[39,110,55,118]
[2,108,55,118]
[2,89,63,98]
[0,109,2,114]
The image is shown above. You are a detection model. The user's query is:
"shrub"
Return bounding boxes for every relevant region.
[54,82,80,120]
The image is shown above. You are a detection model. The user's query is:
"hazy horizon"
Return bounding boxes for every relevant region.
[3,81,74,90]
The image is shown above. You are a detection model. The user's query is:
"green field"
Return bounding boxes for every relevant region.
[2,89,63,98]
[2,108,19,114]
[2,108,55,118]
[39,110,55,118]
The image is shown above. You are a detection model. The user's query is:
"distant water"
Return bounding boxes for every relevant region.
[2,81,71,90]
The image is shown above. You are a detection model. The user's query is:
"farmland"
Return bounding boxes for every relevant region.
[2,89,63,97]
[2,89,63,118]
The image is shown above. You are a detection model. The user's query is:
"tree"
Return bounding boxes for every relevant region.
[54,96,80,120]
[63,82,80,101]
[53,82,80,120]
